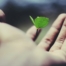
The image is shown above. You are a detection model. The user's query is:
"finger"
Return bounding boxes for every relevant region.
[38,14,66,51]
[0,23,36,49]
[61,25,66,52]
[0,9,5,22]
[26,26,41,41]
[50,19,66,52]
[26,26,36,39]
[61,39,66,52]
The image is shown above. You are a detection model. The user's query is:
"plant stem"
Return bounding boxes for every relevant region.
[33,28,41,41]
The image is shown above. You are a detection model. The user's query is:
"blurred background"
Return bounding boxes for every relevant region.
[0,0,66,43]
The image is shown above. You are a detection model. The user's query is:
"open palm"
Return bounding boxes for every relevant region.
[0,9,66,66]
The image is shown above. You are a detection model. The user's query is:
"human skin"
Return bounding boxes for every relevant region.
[0,9,66,66]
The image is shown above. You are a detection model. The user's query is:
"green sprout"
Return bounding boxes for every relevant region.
[29,16,49,41]
[29,16,49,28]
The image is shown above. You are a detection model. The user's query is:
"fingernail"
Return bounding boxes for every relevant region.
[0,9,5,22]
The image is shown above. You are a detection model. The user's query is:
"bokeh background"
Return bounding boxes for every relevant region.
[0,0,66,43]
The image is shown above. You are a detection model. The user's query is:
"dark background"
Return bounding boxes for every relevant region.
[0,0,66,43]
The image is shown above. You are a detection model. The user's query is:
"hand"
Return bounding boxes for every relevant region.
[27,13,66,66]
[0,9,66,66]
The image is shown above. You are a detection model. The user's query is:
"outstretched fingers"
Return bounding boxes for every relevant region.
[50,19,66,52]
[37,14,66,51]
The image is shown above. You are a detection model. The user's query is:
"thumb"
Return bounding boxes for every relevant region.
[0,9,5,22]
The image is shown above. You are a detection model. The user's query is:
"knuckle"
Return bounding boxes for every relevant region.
[44,38,51,44]
[57,38,64,43]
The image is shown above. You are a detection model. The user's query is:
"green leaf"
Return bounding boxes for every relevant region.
[34,16,49,28]
[29,16,49,28]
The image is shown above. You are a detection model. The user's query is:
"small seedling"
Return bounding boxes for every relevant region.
[29,16,49,41]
